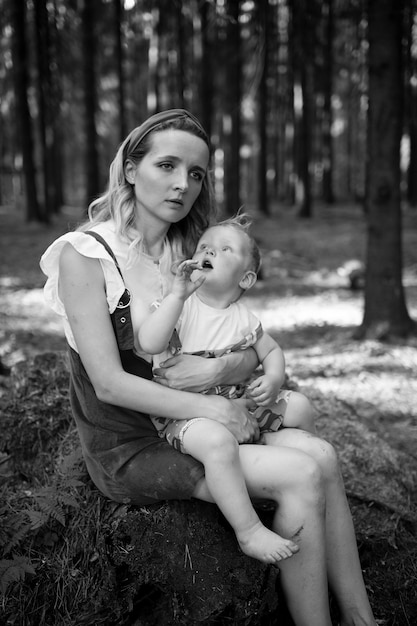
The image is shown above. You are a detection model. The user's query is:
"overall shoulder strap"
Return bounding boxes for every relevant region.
[85,231,135,352]
[85,230,124,280]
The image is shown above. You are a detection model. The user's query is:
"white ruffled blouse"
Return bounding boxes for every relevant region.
[40,220,176,361]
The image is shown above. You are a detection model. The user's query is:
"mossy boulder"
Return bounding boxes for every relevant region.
[1,352,417,625]
[0,353,282,625]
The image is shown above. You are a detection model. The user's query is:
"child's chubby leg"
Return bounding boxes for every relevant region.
[180,417,299,565]
[253,390,317,437]
[281,390,317,434]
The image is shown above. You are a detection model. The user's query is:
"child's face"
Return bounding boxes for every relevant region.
[192,225,255,297]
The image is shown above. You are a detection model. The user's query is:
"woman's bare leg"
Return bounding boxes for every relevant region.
[264,429,377,626]
[194,442,333,626]
[185,419,298,564]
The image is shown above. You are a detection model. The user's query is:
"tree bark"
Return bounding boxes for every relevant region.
[199,0,213,139]
[257,0,269,216]
[322,0,335,204]
[34,0,56,222]
[405,0,417,207]
[224,0,242,217]
[291,0,313,217]
[357,0,416,338]
[114,0,127,141]
[81,0,100,208]
[10,0,43,222]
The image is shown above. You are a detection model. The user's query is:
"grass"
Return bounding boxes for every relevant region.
[1,201,417,624]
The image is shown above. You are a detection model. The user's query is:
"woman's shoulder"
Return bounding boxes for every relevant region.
[40,223,126,315]
[40,221,124,270]
[40,230,109,273]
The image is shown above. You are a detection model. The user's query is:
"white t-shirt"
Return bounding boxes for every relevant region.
[178,292,263,357]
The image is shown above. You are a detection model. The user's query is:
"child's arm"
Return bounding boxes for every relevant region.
[247,332,286,406]
[138,259,204,354]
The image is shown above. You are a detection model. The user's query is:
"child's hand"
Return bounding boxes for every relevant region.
[171,259,206,300]
[247,374,280,407]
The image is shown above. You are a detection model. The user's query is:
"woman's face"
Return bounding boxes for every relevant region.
[125,129,210,229]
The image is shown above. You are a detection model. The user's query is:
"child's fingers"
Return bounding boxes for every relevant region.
[247,378,261,392]
[177,259,202,276]
[247,382,264,397]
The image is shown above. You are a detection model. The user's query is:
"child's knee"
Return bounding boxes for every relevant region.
[184,419,238,457]
[204,424,238,452]
[287,392,316,433]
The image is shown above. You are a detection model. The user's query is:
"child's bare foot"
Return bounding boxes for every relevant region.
[237,521,299,564]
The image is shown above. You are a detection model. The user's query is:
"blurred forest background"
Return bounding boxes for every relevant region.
[1,2,417,624]
[0,0,416,340]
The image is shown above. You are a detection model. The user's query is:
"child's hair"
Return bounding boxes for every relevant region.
[215,212,261,274]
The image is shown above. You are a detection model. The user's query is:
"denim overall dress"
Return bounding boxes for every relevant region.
[67,232,204,505]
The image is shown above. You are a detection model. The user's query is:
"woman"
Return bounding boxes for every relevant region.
[41,108,376,626]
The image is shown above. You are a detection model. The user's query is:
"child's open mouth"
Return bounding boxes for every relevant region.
[202,259,213,269]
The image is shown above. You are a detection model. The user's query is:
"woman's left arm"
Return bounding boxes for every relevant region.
[153,348,259,392]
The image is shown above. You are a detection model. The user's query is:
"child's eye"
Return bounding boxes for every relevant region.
[199,243,207,250]
[222,246,231,252]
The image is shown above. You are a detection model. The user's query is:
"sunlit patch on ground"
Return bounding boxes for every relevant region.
[245,292,364,330]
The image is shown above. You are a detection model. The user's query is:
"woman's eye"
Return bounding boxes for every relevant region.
[160,163,173,170]
[191,171,203,182]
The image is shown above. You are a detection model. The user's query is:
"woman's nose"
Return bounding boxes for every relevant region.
[174,171,188,192]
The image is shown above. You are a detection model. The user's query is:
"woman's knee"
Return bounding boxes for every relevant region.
[299,454,325,495]
[305,436,340,479]
[280,453,325,508]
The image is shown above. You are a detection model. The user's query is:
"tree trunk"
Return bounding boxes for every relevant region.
[284,3,296,205]
[10,0,43,222]
[199,0,213,139]
[114,0,127,141]
[406,0,417,207]
[257,0,269,216]
[81,0,100,208]
[322,0,335,204]
[298,59,313,217]
[175,1,186,108]
[50,0,65,211]
[357,0,416,339]
[34,0,55,222]
[224,0,242,217]
[291,0,313,217]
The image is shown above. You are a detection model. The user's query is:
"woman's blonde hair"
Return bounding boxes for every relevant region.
[79,111,217,258]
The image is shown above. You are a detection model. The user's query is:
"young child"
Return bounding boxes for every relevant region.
[137,215,316,565]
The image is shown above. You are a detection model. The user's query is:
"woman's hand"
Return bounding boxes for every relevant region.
[204,395,260,443]
[153,349,259,392]
[153,353,223,392]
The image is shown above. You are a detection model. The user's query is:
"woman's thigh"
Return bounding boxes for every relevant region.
[262,428,340,479]
[192,441,322,504]
[237,442,323,501]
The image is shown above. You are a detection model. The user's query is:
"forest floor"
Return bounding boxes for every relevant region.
[1,202,417,624]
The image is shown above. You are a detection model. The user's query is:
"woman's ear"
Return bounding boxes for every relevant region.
[124,160,136,185]
[239,270,257,291]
